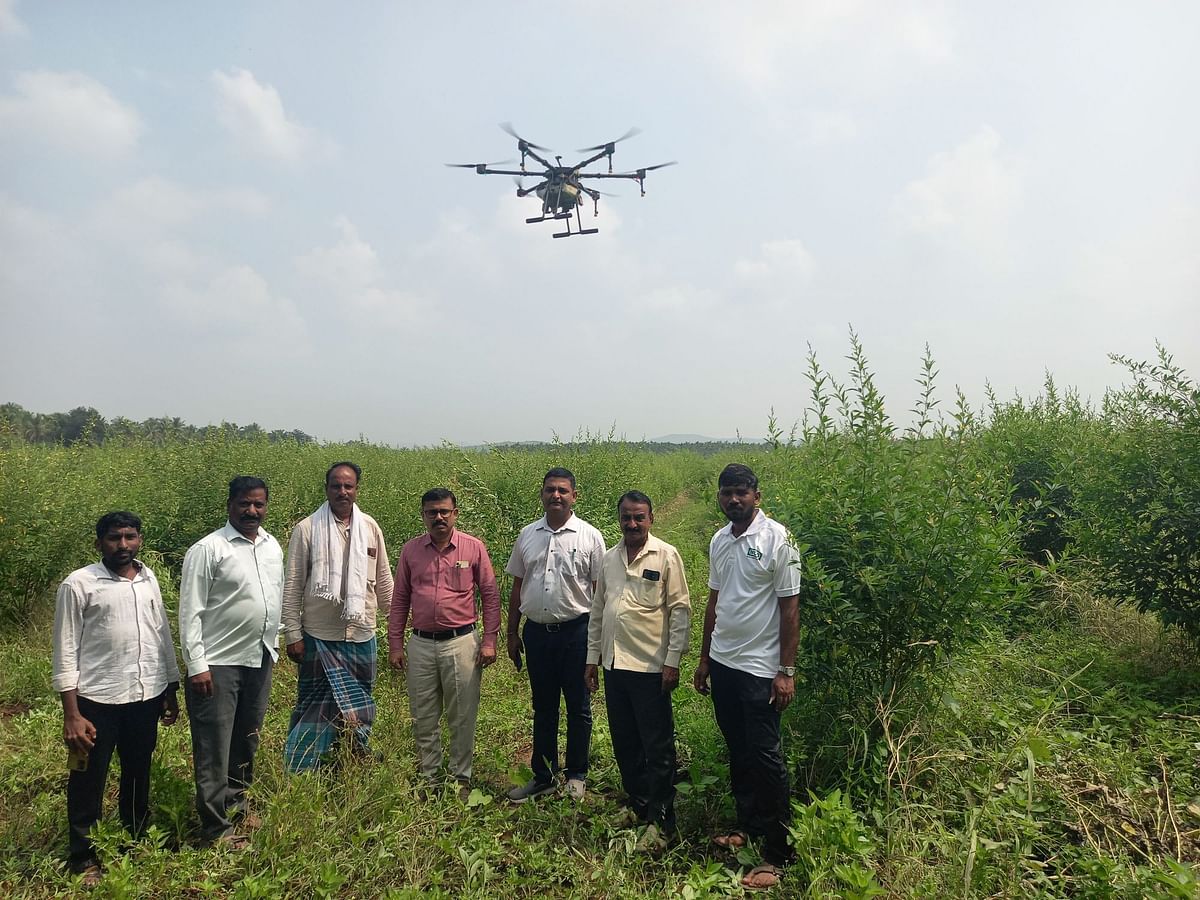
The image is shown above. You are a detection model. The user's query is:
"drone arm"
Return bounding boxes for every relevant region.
[521,148,556,171]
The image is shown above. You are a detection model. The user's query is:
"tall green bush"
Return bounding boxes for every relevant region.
[1068,346,1200,637]
[763,338,1021,774]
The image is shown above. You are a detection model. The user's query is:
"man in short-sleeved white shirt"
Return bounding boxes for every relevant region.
[505,467,605,802]
[694,463,800,890]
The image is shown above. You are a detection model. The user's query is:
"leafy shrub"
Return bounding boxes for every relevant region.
[764,338,1022,772]
[1068,347,1200,638]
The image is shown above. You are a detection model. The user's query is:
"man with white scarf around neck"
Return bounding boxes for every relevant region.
[281,461,394,771]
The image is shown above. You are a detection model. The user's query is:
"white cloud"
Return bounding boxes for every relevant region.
[211,67,334,164]
[0,0,26,37]
[0,70,142,157]
[622,1,955,96]
[105,176,268,230]
[735,238,817,281]
[295,217,422,326]
[892,126,1022,262]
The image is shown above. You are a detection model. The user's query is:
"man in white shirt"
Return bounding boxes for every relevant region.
[584,491,690,851]
[179,476,283,847]
[505,467,606,802]
[693,464,801,891]
[281,461,393,771]
[52,511,180,886]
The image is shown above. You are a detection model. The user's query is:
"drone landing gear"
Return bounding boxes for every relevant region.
[553,227,598,238]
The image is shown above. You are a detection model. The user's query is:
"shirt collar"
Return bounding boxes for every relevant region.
[221,521,267,545]
[96,559,146,582]
[423,528,458,551]
[621,533,661,563]
[537,513,579,534]
[722,509,766,540]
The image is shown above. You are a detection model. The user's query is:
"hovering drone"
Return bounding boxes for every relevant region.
[447,123,676,238]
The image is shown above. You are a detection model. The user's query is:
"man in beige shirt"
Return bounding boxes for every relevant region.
[585,490,690,850]
[282,461,393,771]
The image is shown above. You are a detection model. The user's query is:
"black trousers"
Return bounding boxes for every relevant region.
[67,694,163,868]
[709,659,792,865]
[604,667,677,830]
[523,615,591,782]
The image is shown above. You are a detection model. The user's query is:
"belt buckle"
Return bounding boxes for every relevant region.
[544,621,562,633]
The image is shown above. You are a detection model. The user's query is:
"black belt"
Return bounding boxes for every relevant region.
[525,614,587,633]
[412,623,476,641]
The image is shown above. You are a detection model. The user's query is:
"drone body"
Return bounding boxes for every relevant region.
[447,124,676,238]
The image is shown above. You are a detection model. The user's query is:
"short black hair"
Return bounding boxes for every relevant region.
[421,487,457,508]
[96,510,141,540]
[617,490,653,515]
[228,475,269,502]
[543,467,576,489]
[718,463,758,490]
[326,461,362,485]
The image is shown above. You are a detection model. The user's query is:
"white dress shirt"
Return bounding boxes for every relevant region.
[506,514,605,624]
[179,522,284,675]
[52,561,181,704]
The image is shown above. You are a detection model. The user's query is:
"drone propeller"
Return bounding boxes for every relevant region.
[445,159,516,169]
[634,161,678,175]
[576,127,642,153]
[499,122,552,151]
[512,176,545,198]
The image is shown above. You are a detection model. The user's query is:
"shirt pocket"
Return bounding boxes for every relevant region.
[629,574,663,610]
[450,562,474,594]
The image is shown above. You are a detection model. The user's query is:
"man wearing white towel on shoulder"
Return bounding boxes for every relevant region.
[281,461,394,771]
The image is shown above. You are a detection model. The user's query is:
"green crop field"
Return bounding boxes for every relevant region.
[1,348,1198,898]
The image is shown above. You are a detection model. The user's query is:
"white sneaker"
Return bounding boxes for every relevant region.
[565,778,586,801]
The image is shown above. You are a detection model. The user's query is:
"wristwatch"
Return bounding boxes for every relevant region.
[778,666,795,677]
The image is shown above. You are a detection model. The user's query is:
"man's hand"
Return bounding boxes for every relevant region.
[583,663,599,694]
[63,711,97,754]
[160,688,180,726]
[769,673,795,712]
[189,671,214,698]
[692,658,711,695]
[286,640,305,664]
[477,643,497,669]
[507,632,523,672]
[661,665,680,694]
[389,644,406,671]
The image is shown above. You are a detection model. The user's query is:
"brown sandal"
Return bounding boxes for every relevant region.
[741,864,784,891]
[710,830,750,850]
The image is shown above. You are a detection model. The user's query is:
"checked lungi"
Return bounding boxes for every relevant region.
[285,634,377,772]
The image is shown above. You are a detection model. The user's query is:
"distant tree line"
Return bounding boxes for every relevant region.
[0,403,316,446]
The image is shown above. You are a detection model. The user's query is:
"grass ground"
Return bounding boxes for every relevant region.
[1,487,1197,897]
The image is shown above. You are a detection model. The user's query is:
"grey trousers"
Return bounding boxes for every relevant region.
[186,647,274,840]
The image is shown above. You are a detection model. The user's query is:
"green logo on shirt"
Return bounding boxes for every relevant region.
[746,547,763,560]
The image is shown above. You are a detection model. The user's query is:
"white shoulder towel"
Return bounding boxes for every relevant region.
[310,501,371,626]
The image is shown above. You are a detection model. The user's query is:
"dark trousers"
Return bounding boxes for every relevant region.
[67,694,163,868]
[185,648,273,840]
[604,667,677,830]
[523,615,591,783]
[710,659,792,865]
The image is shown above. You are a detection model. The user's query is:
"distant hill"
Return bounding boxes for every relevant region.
[649,433,762,444]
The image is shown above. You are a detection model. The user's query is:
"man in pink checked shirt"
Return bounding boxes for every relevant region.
[388,488,501,797]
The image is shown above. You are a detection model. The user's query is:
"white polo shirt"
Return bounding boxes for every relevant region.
[506,513,605,624]
[707,511,802,679]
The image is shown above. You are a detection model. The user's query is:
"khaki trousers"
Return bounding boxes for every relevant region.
[406,631,481,782]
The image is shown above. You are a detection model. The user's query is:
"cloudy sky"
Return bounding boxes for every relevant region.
[1,2,1196,445]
